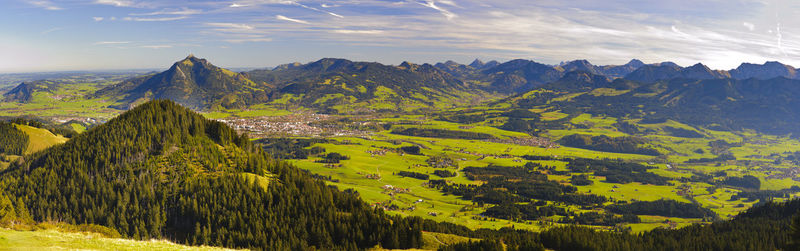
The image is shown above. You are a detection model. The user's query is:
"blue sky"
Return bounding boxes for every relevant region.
[1,0,799,72]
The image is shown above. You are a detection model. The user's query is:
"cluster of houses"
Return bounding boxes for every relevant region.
[382,184,411,194]
[486,137,560,148]
[217,113,373,137]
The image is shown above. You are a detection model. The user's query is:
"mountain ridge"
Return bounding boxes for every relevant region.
[94,55,271,110]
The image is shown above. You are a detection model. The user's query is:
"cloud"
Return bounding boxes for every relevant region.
[294,2,343,18]
[743,22,755,31]
[93,17,105,22]
[93,41,131,45]
[225,37,273,43]
[228,0,343,18]
[130,8,202,16]
[331,29,384,34]
[276,15,310,24]
[40,27,63,35]
[25,0,61,10]
[124,16,188,21]
[94,0,135,7]
[141,45,173,49]
[206,22,255,31]
[419,1,456,20]
[17,0,800,70]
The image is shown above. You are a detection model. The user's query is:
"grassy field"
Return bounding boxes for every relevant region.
[0,82,123,119]
[0,228,237,251]
[284,109,800,232]
[14,124,67,154]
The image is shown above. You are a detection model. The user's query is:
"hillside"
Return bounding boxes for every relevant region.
[95,55,271,110]
[2,80,58,103]
[0,228,235,251]
[14,124,67,154]
[0,100,432,250]
[505,73,800,135]
[247,58,491,113]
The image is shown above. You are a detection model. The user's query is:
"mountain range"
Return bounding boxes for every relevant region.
[4,55,800,136]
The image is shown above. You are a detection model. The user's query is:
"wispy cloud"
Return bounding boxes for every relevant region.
[743,22,755,31]
[10,0,800,71]
[130,8,202,16]
[124,16,187,22]
[94,0,135,7]
[276,15,310,24]
[25,0,61,10]
[419,0,456,20]
[93,41,131,45]
[294,2,343,18]
[40,27,63,35]
[225,37,273,43]
[228,0,343,18]
[141,45,172,49]
[206,22,255,32]
[331,29,384,34]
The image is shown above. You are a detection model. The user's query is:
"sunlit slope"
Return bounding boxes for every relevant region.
[0,228,237,251]
[14,124,67,154]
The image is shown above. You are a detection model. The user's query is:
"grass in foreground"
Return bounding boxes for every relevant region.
[0,228,237,251]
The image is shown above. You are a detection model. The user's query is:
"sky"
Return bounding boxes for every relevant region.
[1,0,799,73]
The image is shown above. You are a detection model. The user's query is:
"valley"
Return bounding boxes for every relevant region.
[1,56,800,250]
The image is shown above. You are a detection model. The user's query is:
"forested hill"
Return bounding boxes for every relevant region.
[94,55,271,110]
[0,100,428,250]
[501,71,800,136]
[2,80,60,102]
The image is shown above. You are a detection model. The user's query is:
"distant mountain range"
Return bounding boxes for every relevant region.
[246,58,486,113]
[4,55,800,132]
[507,70,800,135]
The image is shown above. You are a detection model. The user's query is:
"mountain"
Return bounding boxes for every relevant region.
[595,59,645,78]
[434,60,477,79]
[482,59,565,93]
[475,59,644,94]
[95,55,271,110]
[0,100,429,249]
[468,59,499,69]
[560,60,600,75]
[3,80,58,102]
[625,61,800,83]
[247,58,486,113]
[539,71,613,92]
[551,59,647,79]
[514,75,800,135]
[730,61,799,80]
[624,63,729,82]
